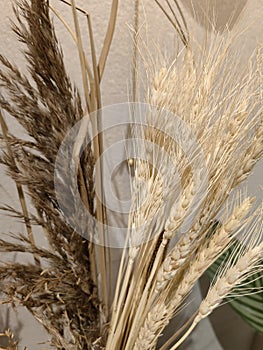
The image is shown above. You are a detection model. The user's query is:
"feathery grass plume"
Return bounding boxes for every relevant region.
[0,0,100,348]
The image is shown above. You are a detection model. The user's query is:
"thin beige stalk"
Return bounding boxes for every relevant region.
[98,0,119,80]
[56,0,98,287]
[159,311,198,350]
[170,322,196,350]
[108,0,140,315]
[106,163,166,348]
[86,8,109,322]
[64,0,120,325]
[154,0,189,46]
[49,4,94,82]
[109,238,164,349]
[105,253,137,349]
[70,0,91,110]
[132,0,139,103]
[0,110,40,267]
[124,237,169,350]
[58,0,118,82]
[69,0,109,321]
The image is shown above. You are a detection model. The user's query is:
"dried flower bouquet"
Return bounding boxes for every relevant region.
[0,1,262,349]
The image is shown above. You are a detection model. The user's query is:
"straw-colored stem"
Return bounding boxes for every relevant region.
[66,0,110,321]
[49,4,94,82]
[70,0,91,110]
[70,0,102,298]
[159,311,198,350]
[173,0,189,40]
[106,256,135,349]
[106,234,131,341]
[125,238,169,349]
[154,0,188,46]
[62,0,119,321]
[98,0,119,80]
[132,0,139,103]
[165,0,188,46]
[87,11,109,321]
[170,322,197,350]
[59,0,88,15]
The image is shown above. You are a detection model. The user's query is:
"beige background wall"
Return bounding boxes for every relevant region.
[0,0,262,349]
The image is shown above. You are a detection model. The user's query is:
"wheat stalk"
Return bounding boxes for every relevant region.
[105,19,263,349]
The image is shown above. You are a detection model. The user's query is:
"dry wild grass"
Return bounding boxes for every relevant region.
[0,1,262,350]
[0,1,99,349]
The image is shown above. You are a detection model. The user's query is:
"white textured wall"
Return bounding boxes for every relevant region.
[0,1,262,349]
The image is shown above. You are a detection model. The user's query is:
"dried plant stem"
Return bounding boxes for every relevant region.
[62,0,120,322]
[154,0,188,46]
[69,0,109,322]
[49,4,94,81]
[70,0,91,110]
[65,0,98,288]
[59,0,86,13]
[107,235,158,348]
[132,0,139,102]
[159,311,198,350]
[173,0,189,38]
[57,0,119,82]
[86,10,109,322]
[170,322,197,350]
[98,0,119,80]
[106,255,136,349]
[86,14,101,110]
[0,110,40,267]
[124,237,169,349]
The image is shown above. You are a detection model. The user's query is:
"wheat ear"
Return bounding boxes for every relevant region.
[171,229,263,349]
[134,197,254,349]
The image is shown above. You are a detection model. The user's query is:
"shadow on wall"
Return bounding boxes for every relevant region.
[183,0,248,31]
